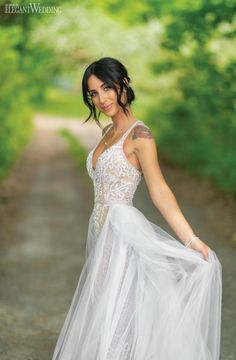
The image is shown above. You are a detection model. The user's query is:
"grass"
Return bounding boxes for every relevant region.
[33,87,88,118]
[58,128,88,168]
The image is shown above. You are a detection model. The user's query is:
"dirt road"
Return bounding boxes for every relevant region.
[0,114,235,359]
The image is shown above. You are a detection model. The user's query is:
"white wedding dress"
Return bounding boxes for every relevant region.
[51,120,222,360]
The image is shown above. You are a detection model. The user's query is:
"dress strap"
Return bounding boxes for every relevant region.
[121,120,143,143]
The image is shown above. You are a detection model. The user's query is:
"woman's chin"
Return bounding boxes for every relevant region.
[102,107,117,116]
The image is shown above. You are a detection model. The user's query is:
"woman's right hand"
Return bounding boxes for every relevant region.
[187,237,211,261]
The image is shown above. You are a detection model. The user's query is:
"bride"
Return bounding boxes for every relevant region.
[51,57,222,360]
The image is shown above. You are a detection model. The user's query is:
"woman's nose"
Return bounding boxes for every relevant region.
[98,92,107,104]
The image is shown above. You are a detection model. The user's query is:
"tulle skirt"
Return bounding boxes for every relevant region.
[51,203,222,360]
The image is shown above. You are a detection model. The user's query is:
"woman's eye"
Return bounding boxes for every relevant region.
[88,86,111,99]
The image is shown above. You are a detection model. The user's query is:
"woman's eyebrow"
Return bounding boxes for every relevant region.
[88,83,106,92]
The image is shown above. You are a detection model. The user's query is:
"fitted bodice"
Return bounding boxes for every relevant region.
[86,120,147,205]
[86,120,146,239]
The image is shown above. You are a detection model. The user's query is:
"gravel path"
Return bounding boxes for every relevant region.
[0,114,235,359]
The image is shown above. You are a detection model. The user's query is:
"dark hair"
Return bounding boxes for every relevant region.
[82,57,135,127]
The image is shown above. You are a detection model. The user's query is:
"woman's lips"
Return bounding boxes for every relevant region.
[101,104,112,111]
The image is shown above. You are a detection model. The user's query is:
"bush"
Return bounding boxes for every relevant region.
[0,26,33,178]
[147,54,236,194]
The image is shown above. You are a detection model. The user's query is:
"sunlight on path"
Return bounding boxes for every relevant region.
[34,113,109,150]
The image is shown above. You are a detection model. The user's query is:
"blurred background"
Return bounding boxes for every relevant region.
[1,0,236,192]
[0,1,235,359]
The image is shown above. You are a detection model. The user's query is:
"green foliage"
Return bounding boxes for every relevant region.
[146,2,236,194]
[31,4,163,95]
[58,128,88,168]
[0,26,32,178]
[0,3,62,179]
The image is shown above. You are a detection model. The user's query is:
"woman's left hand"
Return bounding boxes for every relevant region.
[187,238,211,261]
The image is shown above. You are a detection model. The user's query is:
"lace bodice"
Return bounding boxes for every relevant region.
[86,120,147,238]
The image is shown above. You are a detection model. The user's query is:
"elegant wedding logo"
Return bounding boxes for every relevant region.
[4,3,62,14]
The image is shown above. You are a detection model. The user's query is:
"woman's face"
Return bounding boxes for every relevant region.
[87,74,127,116]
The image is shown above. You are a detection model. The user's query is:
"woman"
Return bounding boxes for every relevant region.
[51,57,222,360]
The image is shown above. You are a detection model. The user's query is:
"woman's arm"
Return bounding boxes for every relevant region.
[132,125,211,260]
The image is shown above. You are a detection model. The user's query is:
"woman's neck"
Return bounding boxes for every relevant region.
[111,107,137,132]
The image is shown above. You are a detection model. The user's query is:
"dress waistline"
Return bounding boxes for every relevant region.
[94,200,133,207]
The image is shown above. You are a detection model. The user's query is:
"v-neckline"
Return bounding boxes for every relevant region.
[91,120,139,172]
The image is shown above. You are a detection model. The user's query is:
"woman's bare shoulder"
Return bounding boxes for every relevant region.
[132,122,153,140]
